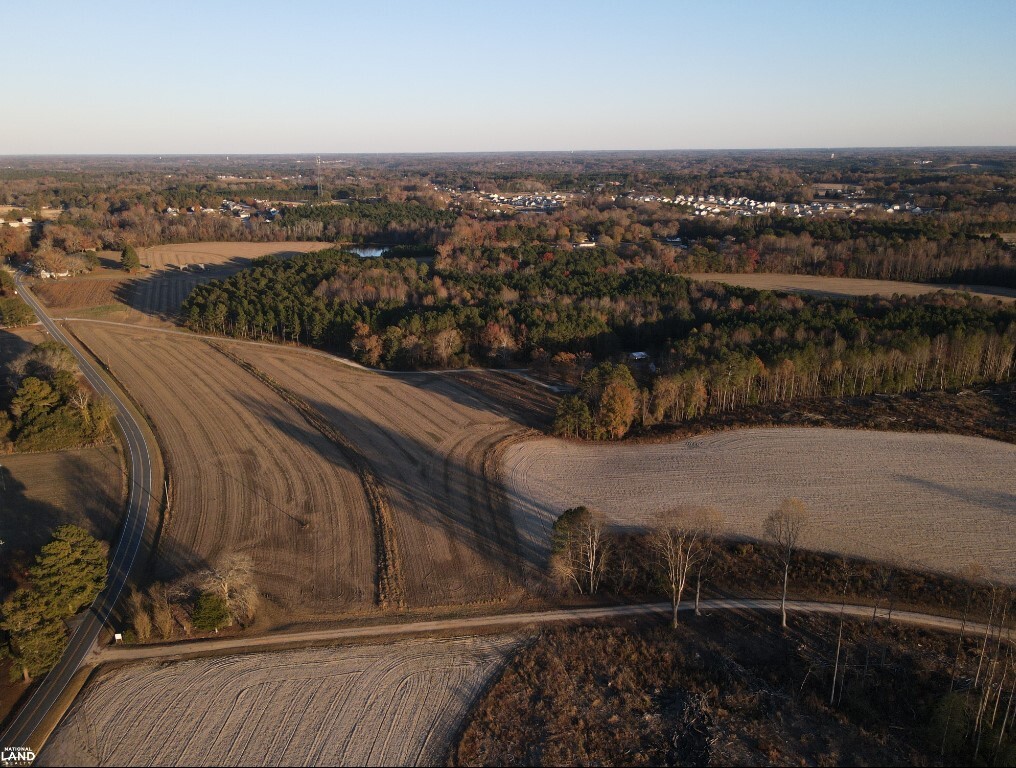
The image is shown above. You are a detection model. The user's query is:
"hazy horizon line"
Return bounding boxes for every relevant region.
[2,145,1015,159]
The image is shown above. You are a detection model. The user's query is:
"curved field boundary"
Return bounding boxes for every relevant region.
[68,322,375,615]
[210,343,406,610]
[504,428,1016,582]
[42,634,525,767]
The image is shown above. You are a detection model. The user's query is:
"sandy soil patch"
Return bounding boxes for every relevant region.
[227,344,556,605]
[40,634,524,767]
[67,322,376,619]
[684,273,1016,303]
[504,428,1016,581]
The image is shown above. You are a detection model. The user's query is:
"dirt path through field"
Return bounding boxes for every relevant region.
[505,428,1016,581]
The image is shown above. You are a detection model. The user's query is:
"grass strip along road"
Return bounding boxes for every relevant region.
[0,273,156,752]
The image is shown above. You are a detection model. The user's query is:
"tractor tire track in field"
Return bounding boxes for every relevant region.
[209,342,407,610]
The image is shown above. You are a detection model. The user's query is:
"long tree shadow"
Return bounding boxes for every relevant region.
[896,473,1016,515]
[224,372,557,607]
[0,449,126,594]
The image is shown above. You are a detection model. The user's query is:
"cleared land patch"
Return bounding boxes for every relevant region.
[684,272,1016,302]
[138,241,332,271]
[0,447,125,567]
[226,344,557,605]
[40,634,524,767]
[0,325,47,368]
[31,278,127,311]
[34,242,332,326]
[504,428,1016,581]
[67,322,376,620]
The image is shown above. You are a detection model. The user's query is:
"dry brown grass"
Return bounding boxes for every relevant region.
[139,241,332,270]
[31,278,127,311]
[504,428,1016,582]
[68,322,377,621]
[40,634,524,767]
[684,272,1016,302]
[0,446,126,568]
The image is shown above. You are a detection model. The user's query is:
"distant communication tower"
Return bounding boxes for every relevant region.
[316,155,323,198]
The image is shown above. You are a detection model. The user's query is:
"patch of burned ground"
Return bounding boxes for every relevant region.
[457,614,990,767]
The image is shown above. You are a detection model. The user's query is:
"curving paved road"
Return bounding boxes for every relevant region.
[1,273,156,750]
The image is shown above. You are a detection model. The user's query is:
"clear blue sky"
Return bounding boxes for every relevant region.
[2,0,1013,153]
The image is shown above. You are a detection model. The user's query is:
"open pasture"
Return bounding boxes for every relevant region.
[504,428,1016,581]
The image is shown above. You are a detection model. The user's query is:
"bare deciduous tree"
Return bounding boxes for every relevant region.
[128,587,151,643]
[550,507,610,596]
[652,507,722,628]
[763,497,808,628]
[197,553,261,626]
[148,583,175,639]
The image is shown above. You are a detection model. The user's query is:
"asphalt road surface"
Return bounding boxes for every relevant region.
[1,273,156,750]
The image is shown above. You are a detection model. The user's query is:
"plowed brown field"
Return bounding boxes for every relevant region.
[40,634,524,767]
[31,278,127,311]
[504,428,1016,581]
[68,322,376,618]
[224,343,557,605]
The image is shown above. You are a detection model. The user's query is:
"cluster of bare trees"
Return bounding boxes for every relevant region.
[551,498,811,632]
[648,327,1016,425]
[938,582,1016,763]
[128,553,260,642]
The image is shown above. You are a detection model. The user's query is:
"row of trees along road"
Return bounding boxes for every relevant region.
[0,526,108,681]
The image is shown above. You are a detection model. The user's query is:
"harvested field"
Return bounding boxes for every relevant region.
[40,634,524,767]
[0,447,125,573]
[35,243,333,326]
[67,322,376,619]
[31,278,127,311]
[138,241,331,271]
[684,272,1016,302]
[504,428,1016,581]
[225,344,559,605]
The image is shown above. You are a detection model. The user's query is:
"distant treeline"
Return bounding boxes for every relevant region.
[182,249,1016,442]
[676,215,1016,287]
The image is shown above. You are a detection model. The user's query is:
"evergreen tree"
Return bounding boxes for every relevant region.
[29,525,108,617]
[120,245,140,272]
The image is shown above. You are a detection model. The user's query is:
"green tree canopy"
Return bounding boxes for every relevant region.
[191,591,231,632]
[120,245,140,272]
[29,524,108,617]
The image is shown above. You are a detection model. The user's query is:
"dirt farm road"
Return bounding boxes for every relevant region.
[1,273,157,750]
[97,599,991,665]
